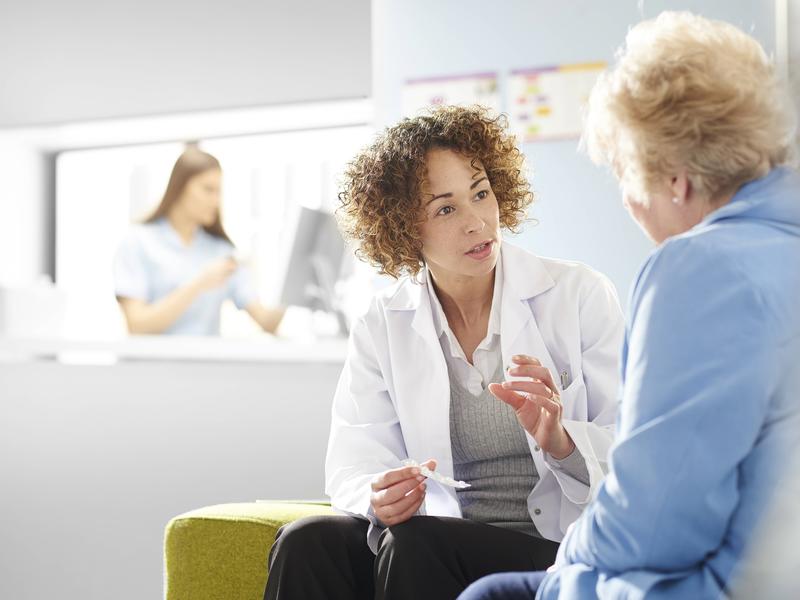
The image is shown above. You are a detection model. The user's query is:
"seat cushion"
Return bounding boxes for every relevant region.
[164,501,335,600]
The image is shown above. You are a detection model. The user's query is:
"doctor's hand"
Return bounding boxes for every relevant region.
[488,355,575,460]
[192,257,237,293]
[370,460,436,527]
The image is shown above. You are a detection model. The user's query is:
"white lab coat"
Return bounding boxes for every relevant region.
[325,242,624,550]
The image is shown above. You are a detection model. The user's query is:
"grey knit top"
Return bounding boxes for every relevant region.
[426,256,589,538]
[448,360,541,537]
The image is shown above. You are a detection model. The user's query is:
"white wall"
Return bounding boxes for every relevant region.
[0,134,50,284]
[0,0,371,127]
[372,0,777,303]
[0,357,343,600]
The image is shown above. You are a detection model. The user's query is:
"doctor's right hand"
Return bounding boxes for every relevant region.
[370,460,436,527]
[192,257,237,292]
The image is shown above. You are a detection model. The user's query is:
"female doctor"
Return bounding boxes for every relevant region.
[264,106,624,600]
[114,146,284,335]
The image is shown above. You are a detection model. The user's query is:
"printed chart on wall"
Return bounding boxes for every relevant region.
[509,62,606,143]
[402,72,500,118]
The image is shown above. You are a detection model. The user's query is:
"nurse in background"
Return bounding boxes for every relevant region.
[114,146,284,335]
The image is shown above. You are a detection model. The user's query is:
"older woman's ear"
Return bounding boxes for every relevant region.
[668,169,691,205]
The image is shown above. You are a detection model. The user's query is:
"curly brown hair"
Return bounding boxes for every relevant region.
[337,105,533,278]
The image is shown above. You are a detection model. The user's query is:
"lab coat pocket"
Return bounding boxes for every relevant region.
[557,367,588,422]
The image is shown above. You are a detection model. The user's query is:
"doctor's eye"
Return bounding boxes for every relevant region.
[436,205,455,216]
[475,189,489,200]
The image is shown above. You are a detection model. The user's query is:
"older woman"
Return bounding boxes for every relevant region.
[460,11,800,600]
[263,106,624,599]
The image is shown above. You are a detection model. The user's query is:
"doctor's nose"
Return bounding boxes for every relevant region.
[464,211,486,234]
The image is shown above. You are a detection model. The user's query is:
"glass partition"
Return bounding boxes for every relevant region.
[55,125,373,340]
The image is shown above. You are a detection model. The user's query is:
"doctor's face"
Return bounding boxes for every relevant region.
[175,168,222,227]
[417,148,501,284]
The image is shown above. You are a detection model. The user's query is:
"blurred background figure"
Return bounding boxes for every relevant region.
[114,146,285,335]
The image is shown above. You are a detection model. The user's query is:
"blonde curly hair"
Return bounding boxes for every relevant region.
[583,11,797,204]
[337,106,533,278]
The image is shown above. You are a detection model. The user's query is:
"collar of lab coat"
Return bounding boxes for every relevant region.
[385,242,554,308]
[385,241,556,359]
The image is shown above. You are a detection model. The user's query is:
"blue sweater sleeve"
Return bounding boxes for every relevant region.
[561,236,776,573]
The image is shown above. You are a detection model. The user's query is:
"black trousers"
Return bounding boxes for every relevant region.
[263,515,560,600]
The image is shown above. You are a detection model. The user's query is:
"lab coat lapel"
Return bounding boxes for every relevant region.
[498,244,559,477]
[387,279,460,516]
[499,244,558,385]
[409,281,453,469]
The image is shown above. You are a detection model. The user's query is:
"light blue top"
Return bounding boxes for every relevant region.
[538,167,800,599]
[113,218,257,335]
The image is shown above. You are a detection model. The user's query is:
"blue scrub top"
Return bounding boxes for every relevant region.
[113,218,257,335]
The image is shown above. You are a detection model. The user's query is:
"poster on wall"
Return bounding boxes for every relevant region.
[508,62,606,143]
[402,72,500,117]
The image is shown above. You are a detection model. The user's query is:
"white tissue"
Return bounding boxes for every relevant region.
[401,459,471,489]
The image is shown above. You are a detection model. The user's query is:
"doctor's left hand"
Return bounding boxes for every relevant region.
[488,355,575,460]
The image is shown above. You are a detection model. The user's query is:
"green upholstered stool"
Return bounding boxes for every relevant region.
[164,501,335,600]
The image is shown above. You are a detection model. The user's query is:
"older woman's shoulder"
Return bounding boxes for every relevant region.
[630,232,754,318]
